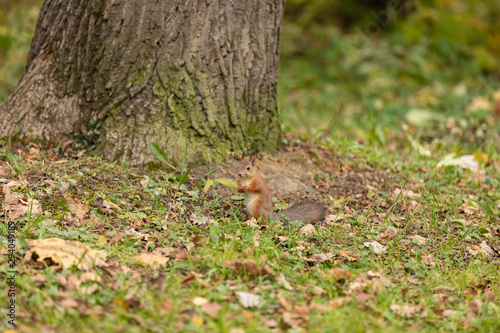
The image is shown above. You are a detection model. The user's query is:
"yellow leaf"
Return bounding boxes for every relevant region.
[215,178,237,189]
[192,314,204,327]
[25,238,107,269]
[133,253,169,267]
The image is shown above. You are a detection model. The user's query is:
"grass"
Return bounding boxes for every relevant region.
[1,1,500,332]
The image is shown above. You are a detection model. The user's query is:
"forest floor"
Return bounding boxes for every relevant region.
[1,128,499,332]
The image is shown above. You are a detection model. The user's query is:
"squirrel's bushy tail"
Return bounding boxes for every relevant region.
[271,200,326,224]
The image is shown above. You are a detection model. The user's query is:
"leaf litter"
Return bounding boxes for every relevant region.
[1,138,499,331]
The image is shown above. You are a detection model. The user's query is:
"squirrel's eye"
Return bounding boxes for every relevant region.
[247,166,250,170]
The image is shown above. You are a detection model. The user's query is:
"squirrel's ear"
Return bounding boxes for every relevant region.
[250,151,257,164]
[241,151,246,160]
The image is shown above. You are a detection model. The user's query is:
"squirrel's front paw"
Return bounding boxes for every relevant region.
[237,185,245,193]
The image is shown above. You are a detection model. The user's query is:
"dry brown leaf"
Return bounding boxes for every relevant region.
[261,264,273,276]
[394,188,420,198]
[201,302,222,318]
[30,273,48,285]
[339,250,360,262]
[235,259,260,275]
[59,298,79,309]
[152,247,175,258]
[390,304,426,318]
[329,297,350,308]
[25,238,106,269]
[277,293,294,310]
[59,181,70,194]
[109,232,124,244]
[433,293,451,304]
[306,253,334,263]
[440,309,458,318]
[160,301,173,315]
[64,194,90,219]
[324,214,345,225]
[377,229,398,242]
[479,241,495,257]
[422,253,436,268]
[262,318,278,328]
[282,311,303,328]
[189,212,213,225]
[432,286,455,292]
[2,180,22,194]
[0,165,7,178]
[80,272,103,283]
[328,267,353,280]
[2,192,43,220]
[300,223,317,235]
[182,272,209,287]
[174,247,189,261]
[352,290,371,304]
[295,305,310,316]
[467,298,483,318]
[133,253,169,267]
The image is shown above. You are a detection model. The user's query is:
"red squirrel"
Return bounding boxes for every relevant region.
[237,152,326,224]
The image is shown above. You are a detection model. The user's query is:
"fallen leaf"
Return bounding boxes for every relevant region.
[300,223,317,235]
[80,272,103,283]
[182,272,209,287]
[64,194,89,219]
[467,298,483,318]
[479,241,495,257]
[282,311,303,328]
[133,253,169,267]
[363,241,387,254]
[2,180,22,194]
[329,267,353,280]
[277,272,293,290]
[2,192,43,220]
[390,304,426,318]
[59,181,70,194]
[192,314,204,327]
[377,229,398,241]
[174,247,189,261]
[408,235,427,245]
[235,259,260,275]
[192,297,209,306]
[160,301,173,315]
[263,318,278,328]
[338,250,360,261]
[422,253,435,268]
[306,253,334,263]
[458,155,480,173]
[109,232,124,244]
[295,305,310,316]
[277,294,294,309]
[440,309,458,318]
[201,302,223,318]
[189,212,214,225]
[394,188,420,198]
[25,238,106,269]
[59,298,79,309]
[235,291,260,308]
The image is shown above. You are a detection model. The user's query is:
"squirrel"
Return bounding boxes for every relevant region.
[236,152,326,224]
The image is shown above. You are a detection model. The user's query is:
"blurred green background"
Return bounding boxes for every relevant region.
[1,0,499,150]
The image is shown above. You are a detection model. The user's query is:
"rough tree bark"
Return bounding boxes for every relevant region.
[0,0,284,166]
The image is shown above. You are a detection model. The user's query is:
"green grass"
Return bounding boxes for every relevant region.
[1,1,500,332]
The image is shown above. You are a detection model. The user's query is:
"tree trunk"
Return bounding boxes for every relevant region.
[0,0,284,166]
